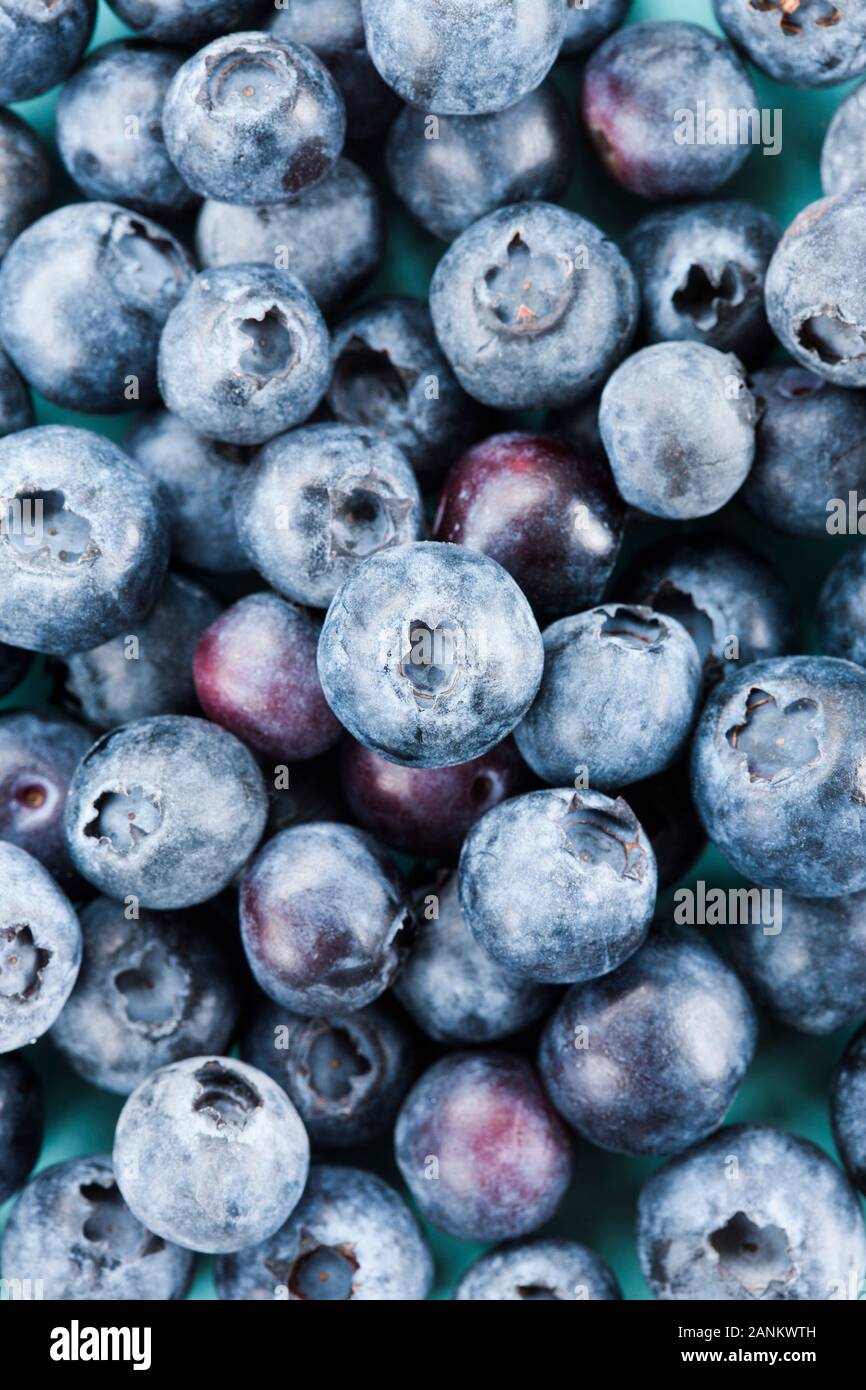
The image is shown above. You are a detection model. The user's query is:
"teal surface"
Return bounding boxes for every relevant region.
[0,0,864,1301]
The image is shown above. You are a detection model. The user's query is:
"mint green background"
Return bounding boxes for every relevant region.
[0,0,864,1301]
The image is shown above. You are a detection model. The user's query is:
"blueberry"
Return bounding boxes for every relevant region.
[395,1051,573,1242]
[106,0,263,46]
[621,761,706,892]
[162,32,346,206]
[193,591,342,761]
[539,928,757,1157]
[455,1237,622,1301]
[113,1055,310,1254]
[240,996,414,1149]
[0,346,33,439]
[1,1155,193,1300]
[822,80,866,197]
[158,264,331,446]
[429,202,638,410]
[0,202,194,413]
[195,158,383,313]
[583,22,756,200]
[458,788,656,984]
[0,1052,42,1205]
[361,0,565,115]
[433,432,625,621]
[0,426,168,656]
[515,605,703,789]
[691,655,866,897]
[561,0,630,56]
[599,343,756,520]
[215,1165,432,1301]
[713,0,866,89]
[235,423,423,609]
[65,715,268,910]
[317,542,544,769]
[0,642,31,699]
[50,896,242,1095]
[832,1025,866,1196]
[123,410,250,574]
[0,110,52,261]
[64,572,221,731]
[394,872,555,1045]
[624,202,780,367]
[327,297,488,483]
[239,821,410,1016]
[0,709,91,888]
[0,842,81,1053]
[819,547,866,666]
[638,1125,866,1300]
[386,81,573,243]
[0,0,95,104]
[56,41,196,217]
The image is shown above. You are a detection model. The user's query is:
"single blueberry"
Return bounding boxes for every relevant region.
[0,0,96,104]
[714,0,866,89]
[0,709,91,889]
[455,1237,622,1301]
[0,841,81,1054]
[0,110,52,261]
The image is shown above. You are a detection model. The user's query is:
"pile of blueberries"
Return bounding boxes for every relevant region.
[6,0,866,1304]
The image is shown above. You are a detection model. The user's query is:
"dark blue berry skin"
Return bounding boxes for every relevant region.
[0,709,91,889]
[50,895,242,1095]
[0,110,52,261]
[56,42,195,217]
[0,642,30,699]
[0,0,95,104]
[624,202,780,367]
[163,32,346,206]
[0,427,169,656]
[622,761,706,892]
[106,0,262,46]
[430,202,638,411]
[0,1053,42,1206]
[458,788,656,985]
[714,0,866,89]
[691,655,866,898]
[1,1155,194,1300]
[561,0,629,56]
[455,1237,622,1301]
[196,159,383,313]
[362,0,565,115]
[515,605,702,790]
[832,1026,866,1196]
[0,202,194,413]
[0,347,33,438]
[743,364,866,537]
[583,22,756,200]
[65,715,268,911]
[158,264,331,446]
[0,842,81,1053]
[822,81,866,197]
[819,548,866,667]
[215,1165,433,1301]
[539,929,757,1157]
[638,1126,866,1300]
[386,82,574,244]
[240,995,414,1149]
[600,343,756,520]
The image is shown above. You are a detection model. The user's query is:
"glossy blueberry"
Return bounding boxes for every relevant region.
[583,22,755,200]
[215,1165,432,1301]
[429,202,638,411]
[0,0,95,104]
[1,1155,193,1300]
[395,1051,573,1242]
[113,1055,310,1254]
[163,33,346,206]
[599,343,756,520]
[455,1237,622,1301]
[0,643,30,699]
[0,842,81,1054]
[458,788,656,984]
[235,423,422,609]
[0,202,193,413]
[158,264,331,446]
[328,297,487,483]
[691,655,866,897]
[540,929,757,1157]
[64,573,221,731]
[56,41,195,217]
[619,762,706,892]
[50,896,242,1095]
[561,0,630,56]
[241,996,414,1149]
[193,592,341,762]
[822,80,866,196]
[638,1125,866,1300]
[832,1026,866,1196]
[196,159,383,313]
[106,0,262,45]
[0,709,90,888]
[394,873,555,1045]
[713,0,866,89]
[386,82,574,243]
[0,1053,42,1205]
[317,542,544,769]
[65,715,268,910]
[361,0,565,115]
[433,433,625,621]
[0,347,33,439]
[624,202,780,366]
[0,426,168,656]
[515,605,702,790]
[819,547,866,666]
[240,821,410,1016]
[0,110,52,261]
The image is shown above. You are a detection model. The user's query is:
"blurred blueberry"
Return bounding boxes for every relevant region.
[455,1237,622,1301]
[832,1025,866,1196]
[561,0,630,56]
[106,0,263,46]
[0,709,90,888]
[0,110,52,261]
[714,0,866,88]
[0,842,81,1054]
[819,547,866,666]
[0,0,95,103]
[822,80,866,196]
[0,1052,42,1205]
